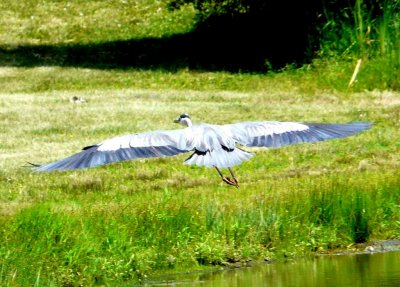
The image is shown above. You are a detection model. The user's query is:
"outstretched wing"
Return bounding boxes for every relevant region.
[35,129,193,171]
[222,121,371,148]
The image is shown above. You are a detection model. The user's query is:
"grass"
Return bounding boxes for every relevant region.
[0,0,197,45]
[0,0,400,285]
[1,87,399,285]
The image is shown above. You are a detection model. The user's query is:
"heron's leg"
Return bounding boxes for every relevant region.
[228,167,239,187]
[214,166,224,178]
[214,166,238,187]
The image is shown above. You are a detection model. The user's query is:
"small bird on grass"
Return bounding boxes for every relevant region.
[31,114,371,187]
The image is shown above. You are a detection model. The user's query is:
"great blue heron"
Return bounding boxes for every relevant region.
[32,114,371,187]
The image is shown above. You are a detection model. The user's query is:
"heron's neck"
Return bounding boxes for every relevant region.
[183,118,192,127]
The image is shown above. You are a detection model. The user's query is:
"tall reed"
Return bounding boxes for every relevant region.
[318,0,399,89]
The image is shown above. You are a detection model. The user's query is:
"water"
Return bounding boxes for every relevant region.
[145,251,400,286]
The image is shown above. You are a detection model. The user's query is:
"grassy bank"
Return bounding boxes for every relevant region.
[1,87,399,285]
[0,0,400,285]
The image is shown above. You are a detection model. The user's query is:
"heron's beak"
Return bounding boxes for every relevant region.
[174,119,180,123]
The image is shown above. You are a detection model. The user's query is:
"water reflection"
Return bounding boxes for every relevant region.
[146,251,400,287]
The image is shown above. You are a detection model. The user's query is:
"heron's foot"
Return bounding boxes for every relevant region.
[222,176,239,188]
[231,177,239,187]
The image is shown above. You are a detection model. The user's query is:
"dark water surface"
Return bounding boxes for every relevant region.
[144,251,400,286]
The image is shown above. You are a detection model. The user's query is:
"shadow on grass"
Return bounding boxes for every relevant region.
[0,10,317,72]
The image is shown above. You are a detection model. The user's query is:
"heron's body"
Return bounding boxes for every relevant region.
[33,114,371,187]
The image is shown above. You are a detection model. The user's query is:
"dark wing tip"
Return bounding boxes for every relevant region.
[300,122,372,143]
[26,161,41,167]
[306,122,372,135]
[82,144,98,151]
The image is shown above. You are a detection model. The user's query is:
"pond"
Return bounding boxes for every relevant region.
[143,248,400,286]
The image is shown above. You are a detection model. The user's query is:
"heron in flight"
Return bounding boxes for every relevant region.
[33,114,371,187]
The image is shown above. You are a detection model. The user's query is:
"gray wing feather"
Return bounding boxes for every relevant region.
[223,122,371,148]
[35,130,192,171]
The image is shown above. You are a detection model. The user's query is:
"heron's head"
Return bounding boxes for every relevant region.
[174,113,192,127]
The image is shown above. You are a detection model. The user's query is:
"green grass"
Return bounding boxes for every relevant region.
[0,0,197,45]
[0,0,400,285]
[1,87,400,285]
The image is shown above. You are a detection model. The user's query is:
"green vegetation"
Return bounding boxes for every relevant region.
[0,0,399,285]
[0,0,197,44]
[167,0,399,88]
[318,0,400,89]
[2,88,399,285]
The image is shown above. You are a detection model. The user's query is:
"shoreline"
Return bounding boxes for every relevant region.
[140,239,400,286]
